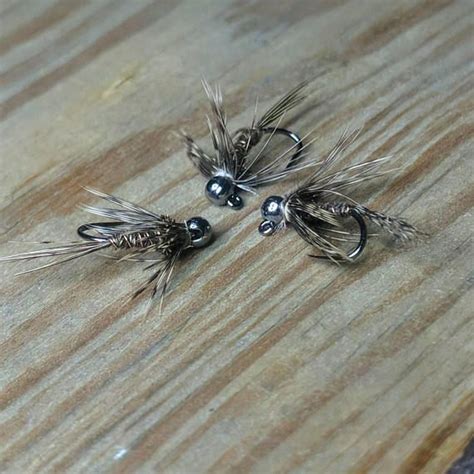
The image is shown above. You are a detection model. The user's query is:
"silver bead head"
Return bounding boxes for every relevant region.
[205,176,234,206]
[261,195,285,224]
[259,195,285,236]
[185,217,213,248]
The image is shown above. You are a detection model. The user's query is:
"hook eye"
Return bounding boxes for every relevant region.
[259,220,277,236]
[227,193,243,209]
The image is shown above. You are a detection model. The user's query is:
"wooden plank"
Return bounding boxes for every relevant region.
[0,0,473,472]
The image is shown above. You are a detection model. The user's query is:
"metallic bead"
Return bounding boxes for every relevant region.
[261,195,285,224]
[259,220,277,236]
[226,193,243,210]
[205,176,234,206]
[186,217,213,248]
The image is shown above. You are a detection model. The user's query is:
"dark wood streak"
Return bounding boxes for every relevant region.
[218,280,471,473]
[378,124,474,212]
[338,385,471,474]
[225,0,348,38]
[397,394,474,474]
[0,0,180,120]
[348,0,454,57]
[0,0,120,87]
[0,125,182,234]
[0,0,86,56]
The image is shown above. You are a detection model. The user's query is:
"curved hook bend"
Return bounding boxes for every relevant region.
[261,127,304,170]
[77,222,124,242]
[311,209,368,262]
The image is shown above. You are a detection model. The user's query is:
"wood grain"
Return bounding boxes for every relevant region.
[0,1,473,472]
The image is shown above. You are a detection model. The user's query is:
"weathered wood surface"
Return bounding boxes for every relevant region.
[0,1,473,473]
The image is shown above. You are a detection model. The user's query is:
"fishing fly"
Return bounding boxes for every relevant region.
[258,129,424,262]
[181,80,315,209]
[0,188,213,311]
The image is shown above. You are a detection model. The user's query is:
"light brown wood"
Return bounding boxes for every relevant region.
[1,1,473,473]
